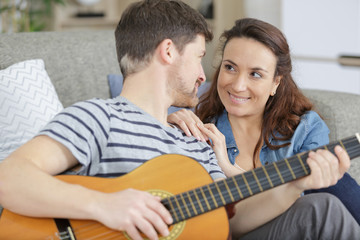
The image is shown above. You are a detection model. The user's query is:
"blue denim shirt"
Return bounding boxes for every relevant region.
[215,110,330,165]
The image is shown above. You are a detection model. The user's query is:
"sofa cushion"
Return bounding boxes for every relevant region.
[0,59,63,161]
[108,74,124,98]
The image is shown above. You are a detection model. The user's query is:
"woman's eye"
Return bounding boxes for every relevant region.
[224,64,235,71]
[251,72,261,78]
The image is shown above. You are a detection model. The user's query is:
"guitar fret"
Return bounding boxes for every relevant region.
[235,174,251,198]
[214,182,226,205]
[241,173,253,195]
[222,181,235,202]
[339,139,346,150]
[173,195,186,221]
[224,178,240,202]
[284,158,296,180]
[182,192,196,217]
[279,160,298,183]
[208,184,222,207]
[262,164,282,187]
[199,187,211,211]
[296,154,309,175]
[195,188,209,212]
[289,155,310,178]
[273,162,285,183]
[166,198,180,223]
[231,176,244,199]
[179,193,191,218]
[207,185,218,208]
[261,166,274,188]
[193,189,205,213]
[251,169,263,192]
[186,192,198,216]
[252,167,271,191]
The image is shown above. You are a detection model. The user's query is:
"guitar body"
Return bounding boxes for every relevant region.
[1,134,360,239]
[0,154,230,239]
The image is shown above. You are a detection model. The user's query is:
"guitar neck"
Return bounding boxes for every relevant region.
[162,133,360,224]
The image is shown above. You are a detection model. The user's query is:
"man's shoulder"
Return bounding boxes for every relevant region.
[66,97,136,116]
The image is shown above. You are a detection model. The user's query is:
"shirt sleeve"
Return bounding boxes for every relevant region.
[37,99,111,172]
[208,150,227,180]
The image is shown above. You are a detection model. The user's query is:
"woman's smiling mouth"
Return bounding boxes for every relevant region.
[229,92,250,103]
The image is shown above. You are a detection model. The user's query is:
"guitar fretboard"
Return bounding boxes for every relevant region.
[161,134,360,224]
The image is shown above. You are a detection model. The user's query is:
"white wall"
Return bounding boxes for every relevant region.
[281,0,360,95]
[243,0,281,28]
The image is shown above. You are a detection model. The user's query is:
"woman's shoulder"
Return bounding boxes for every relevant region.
[299,110,328,129]
[300,110,322,121]
[295,111,329,146]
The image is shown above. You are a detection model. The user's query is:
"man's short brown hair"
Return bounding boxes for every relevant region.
[115,0,213,78]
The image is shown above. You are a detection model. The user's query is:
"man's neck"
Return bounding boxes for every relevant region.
[120,71,172,126]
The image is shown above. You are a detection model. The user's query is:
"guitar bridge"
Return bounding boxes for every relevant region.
[54,218,76,240]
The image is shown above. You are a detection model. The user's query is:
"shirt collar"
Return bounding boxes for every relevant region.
[215,110,238,149]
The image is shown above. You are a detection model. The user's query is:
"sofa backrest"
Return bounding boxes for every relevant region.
[303,89,360,142]
[0,31,120,107]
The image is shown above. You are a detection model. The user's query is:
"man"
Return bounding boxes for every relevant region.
[0,1,358,240]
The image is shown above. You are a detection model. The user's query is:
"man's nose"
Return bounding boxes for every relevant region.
[198,65,206,83]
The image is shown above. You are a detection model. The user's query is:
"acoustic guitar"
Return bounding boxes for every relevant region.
[0,134,359,240]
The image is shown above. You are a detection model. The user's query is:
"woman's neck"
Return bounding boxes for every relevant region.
[228,113,263,170]
[227,113,263,135]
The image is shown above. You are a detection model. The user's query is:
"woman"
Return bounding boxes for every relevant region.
[168,18,360,224]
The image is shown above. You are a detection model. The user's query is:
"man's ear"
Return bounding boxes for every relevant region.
[158,39,176,64]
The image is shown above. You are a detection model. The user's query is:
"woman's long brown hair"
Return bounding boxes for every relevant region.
[195,18,313,168]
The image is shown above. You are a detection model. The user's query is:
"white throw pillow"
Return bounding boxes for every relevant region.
[0,59,63,161]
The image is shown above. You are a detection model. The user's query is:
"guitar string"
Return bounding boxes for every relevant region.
[168,143,360,220]
[73,224,148,240]
[64,138,360,233]
[63,145,360,237]
[174,147,360,221]
[171,163,306,217]
[204,141,360,207]
[46,141,360,237]
[203,140,360,203]
[169,157,360,221]
[71,222,121,239]
[71,220,145,240]
[167,156,301,218]
[167,161,307,220]
[171,161,325,220]
[84,232,122,240]
[71,229,121,239]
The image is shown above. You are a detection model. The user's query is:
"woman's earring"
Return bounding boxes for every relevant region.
[271,91,276,96]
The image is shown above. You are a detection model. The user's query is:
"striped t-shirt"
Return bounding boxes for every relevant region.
[38,96,225,180]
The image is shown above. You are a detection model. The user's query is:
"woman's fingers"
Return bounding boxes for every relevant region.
[334,145,350,174]
[167,109,207,141]
[295,146,350,191]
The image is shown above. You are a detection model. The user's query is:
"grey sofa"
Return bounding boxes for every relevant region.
[0,31,359,183]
